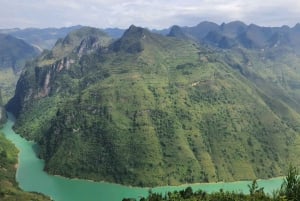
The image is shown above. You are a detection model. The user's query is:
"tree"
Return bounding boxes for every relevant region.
[248,179,259,195]
[248,179,267,201]
[280,165,300,201]
[179,186,193,199]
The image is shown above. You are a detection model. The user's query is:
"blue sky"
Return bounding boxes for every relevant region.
[1,0,300,29]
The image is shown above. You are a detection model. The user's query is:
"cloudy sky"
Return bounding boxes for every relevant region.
[1,0,300,29]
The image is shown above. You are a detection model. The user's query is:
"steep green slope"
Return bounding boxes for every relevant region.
[0,26,123,50]
[0,68,18,104]
[7,25,300,186]
[0,132,51,201]
[0,34,39,72]
[221,47,300,128]
[0,26,82,50]
[0,34,40,104]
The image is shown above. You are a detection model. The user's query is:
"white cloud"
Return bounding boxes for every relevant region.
[0,0,300,29]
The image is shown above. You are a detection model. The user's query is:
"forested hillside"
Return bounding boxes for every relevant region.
[7,24,300,187]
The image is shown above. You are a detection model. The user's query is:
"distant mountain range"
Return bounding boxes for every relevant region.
[3,21,300,51]
[167,21,300,50]
[6,21,300,187]
[0,26,125,103]
[0,26,83,50]
[0,26,124,50]
[0,33,41,103]
[0,33,39,72]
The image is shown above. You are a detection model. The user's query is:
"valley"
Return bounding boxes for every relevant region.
[6,23,300,186]
[0,127,50,201]
[0,33,40,104]
[2,20,300,200]
[0,114,285,201]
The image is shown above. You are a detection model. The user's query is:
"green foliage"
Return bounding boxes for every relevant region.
[8,26,300,186]
[279,165,300,201]
[129,166,300,201]
[0,64,22,104]
[248,180,262,195]
[123,186,273,201]
[124,167,300,201]
[0,132,51,201]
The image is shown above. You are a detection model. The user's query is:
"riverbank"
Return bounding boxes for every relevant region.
[0,131,51,201]
[1,114,285,201]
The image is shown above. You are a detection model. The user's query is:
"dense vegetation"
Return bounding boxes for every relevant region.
[0,68,19,104]
[0,26,83,103]
[124,185,273,201]
[0,132,51,201]
[7,24,300,187]
[123,166,300,201]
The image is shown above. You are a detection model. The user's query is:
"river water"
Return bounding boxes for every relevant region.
[1,113,284,201]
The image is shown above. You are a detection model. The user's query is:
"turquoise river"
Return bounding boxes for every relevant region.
[1,113,285,201]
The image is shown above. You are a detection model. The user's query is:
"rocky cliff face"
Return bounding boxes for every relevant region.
[7,25,300,187]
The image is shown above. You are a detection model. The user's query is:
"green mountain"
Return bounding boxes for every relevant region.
[7,25,300,187]
[0,33,39,72]
[0,26,83,50]
[0,26,124,50]
[0,34,40,104]
[171,21,300,51]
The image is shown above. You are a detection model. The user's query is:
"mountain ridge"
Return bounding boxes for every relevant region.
[4,21,300,51]
[6,23,300,187]
[0,26,124,50]
[163,21,300,51]
[0,33,39,72]
[0,33,40,104]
